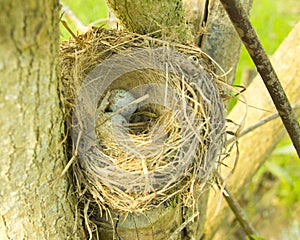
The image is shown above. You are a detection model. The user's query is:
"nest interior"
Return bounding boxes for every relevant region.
[60,27,227,217]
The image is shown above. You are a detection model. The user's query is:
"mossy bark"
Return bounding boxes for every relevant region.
[0,0,83,239]
[98,201,183,240]
[106,0,194,43]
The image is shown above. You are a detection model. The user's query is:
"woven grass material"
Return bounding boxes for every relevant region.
[61,27,226,213]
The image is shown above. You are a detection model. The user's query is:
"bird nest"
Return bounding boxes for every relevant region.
[60,27,226,215]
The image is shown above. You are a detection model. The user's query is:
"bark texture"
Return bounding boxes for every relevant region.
[106,0,194,43]
[199,0,252,84]
[204,20,300,239]
[97,189,209,239]
[98,201,183,239]
[0,0,82,239]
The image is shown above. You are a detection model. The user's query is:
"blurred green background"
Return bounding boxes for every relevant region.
[60,1,299,239]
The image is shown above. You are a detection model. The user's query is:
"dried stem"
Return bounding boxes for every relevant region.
[219,0,300,157]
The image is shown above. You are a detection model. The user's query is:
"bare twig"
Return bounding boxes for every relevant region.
[168,212,200,240]
[219,0,300,158]
[215,172,259,239]
[60,19,86,48]
[227,101,300,145]
[60,2,90,33]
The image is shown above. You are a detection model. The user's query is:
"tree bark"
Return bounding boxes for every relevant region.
[204,20,300,239]
[200,0,253,84]
[106,0,194,43]
[0,0,82,239]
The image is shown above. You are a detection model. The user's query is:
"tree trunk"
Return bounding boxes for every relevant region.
[0,0,82,238]
[204,20,300,239]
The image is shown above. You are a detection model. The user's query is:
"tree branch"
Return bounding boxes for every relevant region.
[219,0,300,157]
[205,20,300,239]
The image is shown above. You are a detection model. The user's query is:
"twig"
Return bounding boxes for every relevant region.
[50,129,81,187]
[219,0,300,158]
[215,172,259,239]
[60,2,90,33]
[168,212,199,240]
[227,101,300,145]
[60,19,86,48]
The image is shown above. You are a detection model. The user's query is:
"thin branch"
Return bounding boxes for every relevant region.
[227,101,300,145]
[168,212,199,240]
[215,172,259,239]
[219,0,300,158]
[60,19,85,48]
[60,2,90,33]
